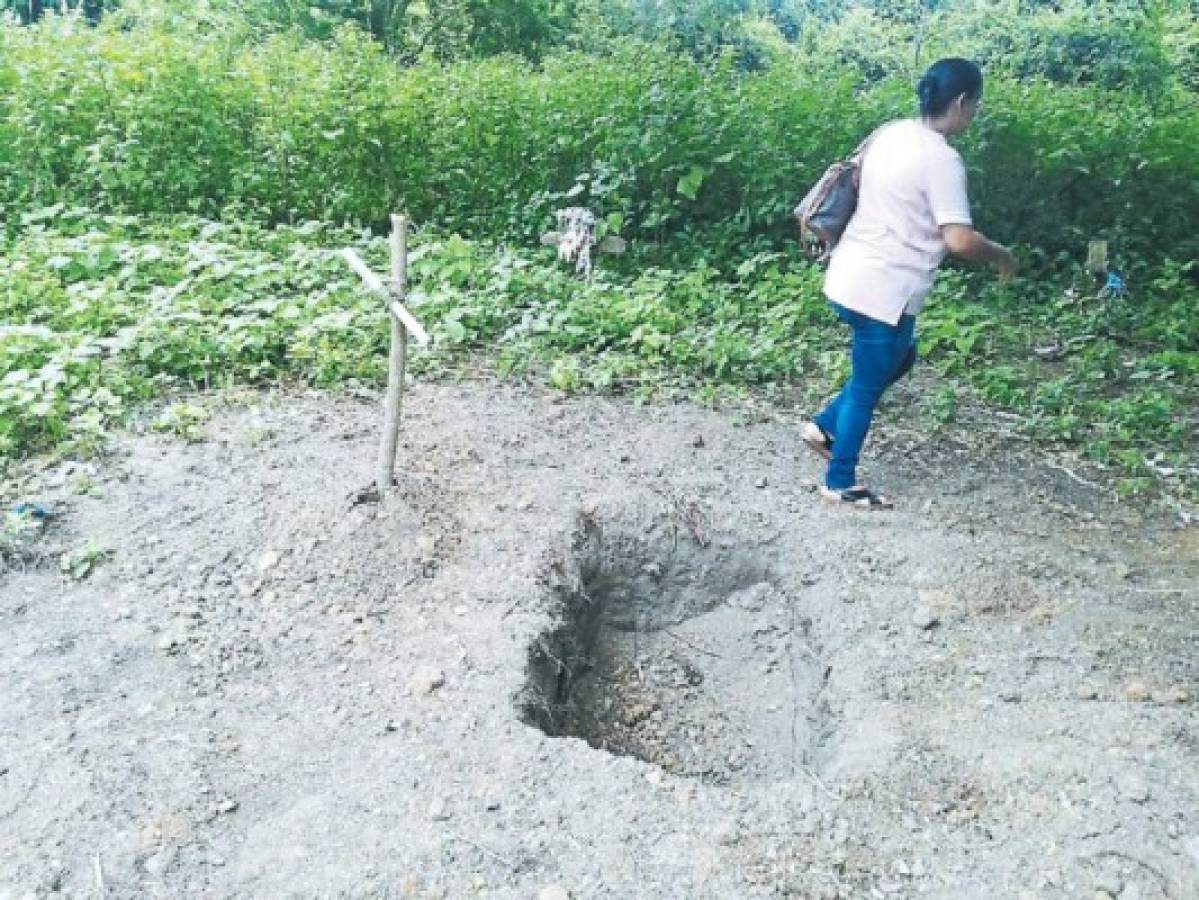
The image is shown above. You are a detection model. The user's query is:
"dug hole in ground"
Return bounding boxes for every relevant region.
[1,380,1196,899]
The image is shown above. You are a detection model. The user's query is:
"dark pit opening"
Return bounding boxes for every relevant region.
[519,512,833,784]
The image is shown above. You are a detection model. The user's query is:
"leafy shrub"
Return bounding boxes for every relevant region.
[2,15,1196,263]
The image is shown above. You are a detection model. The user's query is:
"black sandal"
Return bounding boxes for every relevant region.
[802,422,834,461]
[819,485,894,510]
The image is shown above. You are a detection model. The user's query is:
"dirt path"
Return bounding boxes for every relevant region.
[2,382,1196,899]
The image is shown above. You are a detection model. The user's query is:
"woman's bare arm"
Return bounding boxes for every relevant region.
[941,224,1018,277]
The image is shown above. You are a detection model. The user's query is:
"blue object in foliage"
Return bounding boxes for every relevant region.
[1104,271,1126,294]
[12,502,55,519]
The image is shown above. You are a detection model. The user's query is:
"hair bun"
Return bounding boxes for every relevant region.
[917,58,983,117]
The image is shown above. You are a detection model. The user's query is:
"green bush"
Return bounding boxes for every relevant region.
[2,15,1196,264]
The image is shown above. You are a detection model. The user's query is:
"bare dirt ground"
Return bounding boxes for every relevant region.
[2,380,1196,899]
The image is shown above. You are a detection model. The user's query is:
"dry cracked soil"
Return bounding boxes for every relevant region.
[1,381,1196,899]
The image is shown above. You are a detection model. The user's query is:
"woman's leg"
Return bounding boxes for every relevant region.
[815,331,914,437]
[888,336,917,387]
[812,387,846,440]
[811,303,863,440]
[824,313,915,490]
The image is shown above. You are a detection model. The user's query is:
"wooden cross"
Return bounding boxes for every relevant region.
[341,215,430,493]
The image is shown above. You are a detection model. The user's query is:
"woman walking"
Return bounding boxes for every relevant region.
[804,57,1018,509]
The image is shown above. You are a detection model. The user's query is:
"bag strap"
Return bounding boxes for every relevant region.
[852,123,887,159]
[847,122,886,185]
[849,134,872,161]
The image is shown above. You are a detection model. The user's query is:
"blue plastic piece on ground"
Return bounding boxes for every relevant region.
[12,502,54,519]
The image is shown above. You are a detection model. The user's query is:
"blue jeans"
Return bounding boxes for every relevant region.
[813,303,917,490]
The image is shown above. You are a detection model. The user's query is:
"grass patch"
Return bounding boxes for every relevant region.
[2,210,1195,506]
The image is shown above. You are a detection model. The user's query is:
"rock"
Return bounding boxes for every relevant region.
[156,623,189,653]
[256,551,280,572]
[409,667,445,696]
[1153,686,1188,704]
[139,814,189,847]
[911,606,938,630]
[728,583,772,611]
[429,797,450,821]
[1114,773,1150,803]
[916,587,951,605]
[1121,681,1152,702]
[143,846,175,876]
[711,818,739,846]
[538,887,570,900]
[1092,872,1123,896]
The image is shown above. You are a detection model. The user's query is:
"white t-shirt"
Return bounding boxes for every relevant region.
[823,118,972,324]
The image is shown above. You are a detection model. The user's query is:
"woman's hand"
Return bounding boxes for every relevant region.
[993,247,1018,280]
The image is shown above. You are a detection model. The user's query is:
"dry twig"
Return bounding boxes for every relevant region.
[445,833,520,871]
[93,854,106,899]
[662,628,726,660]
[1046,462,1116,497]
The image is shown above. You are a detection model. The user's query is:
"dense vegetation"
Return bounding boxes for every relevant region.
[1,1,1196,503]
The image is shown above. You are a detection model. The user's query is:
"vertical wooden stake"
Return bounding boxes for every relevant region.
[378,214,409,492]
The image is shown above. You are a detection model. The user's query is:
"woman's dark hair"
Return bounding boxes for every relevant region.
[917,58,983,117]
